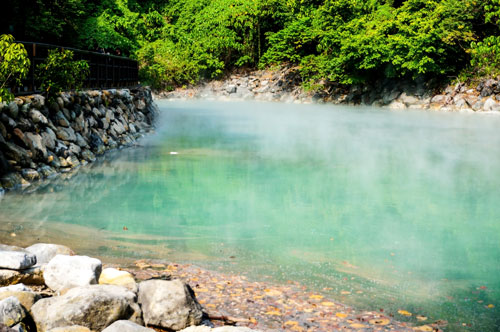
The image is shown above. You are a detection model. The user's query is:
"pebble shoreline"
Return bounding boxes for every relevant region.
[0,242,443,332]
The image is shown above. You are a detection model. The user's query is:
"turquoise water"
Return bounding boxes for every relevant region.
[1,100,500,331]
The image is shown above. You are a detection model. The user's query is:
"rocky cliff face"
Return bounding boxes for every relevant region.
[0,87,159,193]
[159,67,500,113]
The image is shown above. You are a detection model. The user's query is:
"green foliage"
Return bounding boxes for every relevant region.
[0,35,30,103]
[4,0,500,89]
[470,36,500,77]
[262,0,480,86]
[36,49,89,99]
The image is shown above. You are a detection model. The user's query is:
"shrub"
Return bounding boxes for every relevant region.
[36,49,89,99]
[0,34,30,103]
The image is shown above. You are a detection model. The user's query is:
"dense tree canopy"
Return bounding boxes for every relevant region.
[2,0,500,89]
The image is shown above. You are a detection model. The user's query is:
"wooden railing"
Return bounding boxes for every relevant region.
[13,41,139,95]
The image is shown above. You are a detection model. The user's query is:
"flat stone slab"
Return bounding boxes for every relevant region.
[0,245,36,270]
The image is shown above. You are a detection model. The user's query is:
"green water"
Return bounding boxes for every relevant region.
[1,101,500,331]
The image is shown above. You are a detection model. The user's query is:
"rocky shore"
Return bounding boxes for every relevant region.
[0,87,159,194]
[158,67,500,113]
[0,243,442,332]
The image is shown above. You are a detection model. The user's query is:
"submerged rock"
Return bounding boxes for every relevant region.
[138,280,203,331]
[31,285,142,332]
[43,255,101,293]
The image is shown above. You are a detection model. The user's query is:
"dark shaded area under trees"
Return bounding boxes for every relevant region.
[3,0,500,90]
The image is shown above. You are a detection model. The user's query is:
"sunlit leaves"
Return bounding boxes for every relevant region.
[0,34,30,103]
[36,49,89,99]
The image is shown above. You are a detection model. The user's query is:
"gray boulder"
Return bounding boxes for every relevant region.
[20,169,40,182]
[31,285,142,332]
[0,289,40,311]
[55,112,70,128]
[101,320,154,332]
[29,110,48,125]
[138,280,203,331]
[7,103,18,119]
[41,131,56,151]
[55,127,77,142]
[43,255,101,293]
[0,245,36,270]
[25,133,47,160]
[0,297,25,327]
[25,244,74,266]
[483,97,500,112]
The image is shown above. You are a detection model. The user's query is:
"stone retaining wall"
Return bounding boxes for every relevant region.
[0,87,159,193]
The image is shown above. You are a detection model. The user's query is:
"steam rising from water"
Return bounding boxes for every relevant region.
[1,100,500,331]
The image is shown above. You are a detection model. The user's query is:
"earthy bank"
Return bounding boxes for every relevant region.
[0,87,159,194]
[159,67,500,113]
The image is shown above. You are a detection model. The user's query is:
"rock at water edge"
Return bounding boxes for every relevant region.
[43,255,101,293]
[138,280,203,331]
[99,268,137,293]
[31,285,142,332]
[25,244,74,266]
[0,245,36,270]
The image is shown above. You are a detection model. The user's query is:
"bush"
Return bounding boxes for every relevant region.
[36,49,89,99]
[0,34,30,103]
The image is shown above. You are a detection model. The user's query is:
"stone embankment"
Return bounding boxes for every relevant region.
[158,67,500,113]
[0,243,258,332]
[0,87,159,194]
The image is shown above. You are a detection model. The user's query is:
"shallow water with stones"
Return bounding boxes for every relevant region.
[1,100,499,331]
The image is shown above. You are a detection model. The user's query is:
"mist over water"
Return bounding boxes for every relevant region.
[1,100,500,331]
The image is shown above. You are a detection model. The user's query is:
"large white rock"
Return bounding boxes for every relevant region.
[31,285,142,332]
[0,245,36,270]
[99,268,137,292]
[101,320,154,332]
[0,296,25,327]
[138,280,203,331]
[43,255,102,293]
[25,244,74,266]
